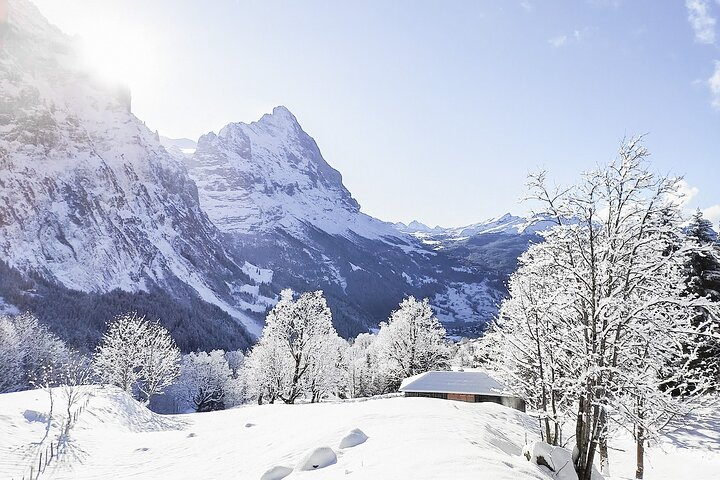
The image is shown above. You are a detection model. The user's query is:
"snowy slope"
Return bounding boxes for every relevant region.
[0,387,545,480]
[2,387,719,480]
[0,0,264,346]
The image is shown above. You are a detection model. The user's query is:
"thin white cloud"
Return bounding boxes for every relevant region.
[710,61,720,109]
[686,0,717,44]
[549,29,586,48]
[549,35,568,47]
[675,179,700,207]
[520,1,533,12]
[702,204,720,224]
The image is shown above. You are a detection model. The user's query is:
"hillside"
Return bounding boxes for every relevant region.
[1,387,718,479]
[0,387,545,480]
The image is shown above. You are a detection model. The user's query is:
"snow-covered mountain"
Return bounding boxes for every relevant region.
[186,106,403,240]
[183,109,533,337]
[0,0,268,350]
[395,213,556,238]
[0,0,542,347]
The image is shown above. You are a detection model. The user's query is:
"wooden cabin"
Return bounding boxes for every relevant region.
[399,371,526,412]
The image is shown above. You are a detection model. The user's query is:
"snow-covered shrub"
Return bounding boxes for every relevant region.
[94,313,180,404]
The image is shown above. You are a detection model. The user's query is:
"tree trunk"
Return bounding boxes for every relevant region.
[599,407,610,476]
[600,437,610,476]
[636,424,644,479]
[574,397,588,476]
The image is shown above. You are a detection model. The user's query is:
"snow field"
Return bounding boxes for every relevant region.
[1,388,549,480]
[2,387,719,479]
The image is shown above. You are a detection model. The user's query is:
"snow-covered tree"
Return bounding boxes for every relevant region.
[687,209,717,244]
[305,334,348,402]
[482,246,571,447]
[244,333,290,404]
[94,313,149,394]
[0,316,23,393]
[245,289,342,404]
[489,139,719,480]
[374,297,451,390]
[137,322,181,404]
[225,349,245,379]
[346,333,383,397]
[0,313,69,393]
[682,209,720,387]
[94,313,180,403]
[452,339,485,369]
[175,350,231,412]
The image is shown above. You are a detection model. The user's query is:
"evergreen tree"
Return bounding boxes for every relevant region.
[683,210,720,389]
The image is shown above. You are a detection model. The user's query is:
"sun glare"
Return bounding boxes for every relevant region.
[74,20,157,92]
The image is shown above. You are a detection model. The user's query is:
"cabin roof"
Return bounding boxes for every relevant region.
[399,371,514,397]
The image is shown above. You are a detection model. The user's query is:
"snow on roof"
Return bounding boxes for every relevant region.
[399,371,514,397]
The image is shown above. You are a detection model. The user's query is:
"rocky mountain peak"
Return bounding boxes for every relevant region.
[187,107,365,236]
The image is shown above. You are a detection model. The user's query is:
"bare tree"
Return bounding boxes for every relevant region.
[58,352,93,433]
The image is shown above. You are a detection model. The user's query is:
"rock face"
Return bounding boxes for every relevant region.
[0,0,266,350]
[188,106,363,236]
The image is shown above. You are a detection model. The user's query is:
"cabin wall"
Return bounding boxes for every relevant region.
[404,392,526,412]
[405,392,448,400]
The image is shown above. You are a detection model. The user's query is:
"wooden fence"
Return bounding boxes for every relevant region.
[9,395,91,480]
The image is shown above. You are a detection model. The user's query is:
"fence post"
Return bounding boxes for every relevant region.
[29,466,32,480]
[38,453,42,474]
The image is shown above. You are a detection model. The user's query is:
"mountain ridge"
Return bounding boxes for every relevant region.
[0,0,545,348]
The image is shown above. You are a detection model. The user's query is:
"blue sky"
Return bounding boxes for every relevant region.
[33,0,720,227]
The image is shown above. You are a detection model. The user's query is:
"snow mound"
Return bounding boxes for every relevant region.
[260,465,293,480]
[522,442,602,480]
[296,446,338,471]
[339,428,368,448]
[85,386,187,433]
